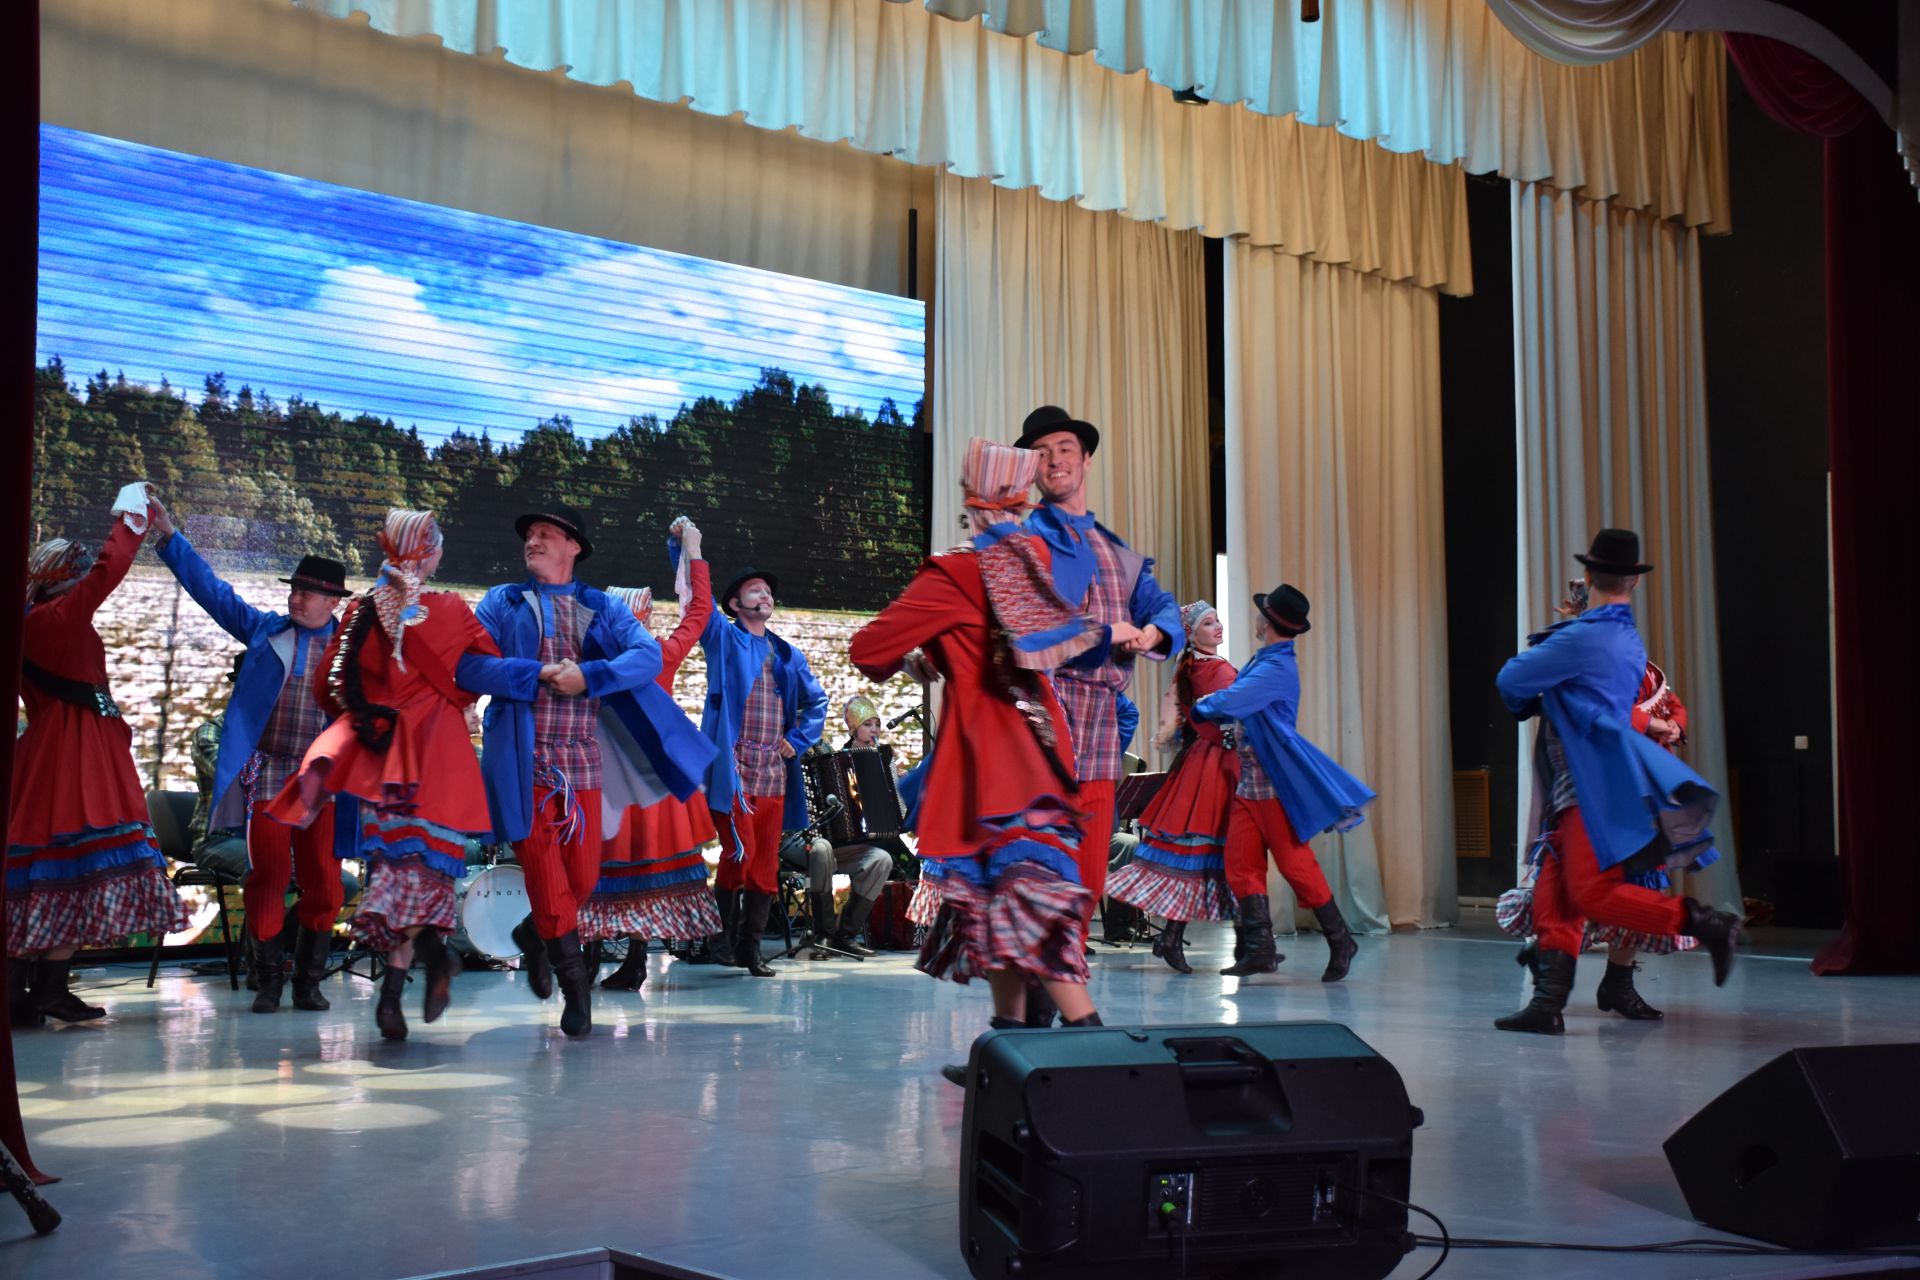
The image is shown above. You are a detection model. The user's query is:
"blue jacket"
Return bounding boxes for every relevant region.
[466,580,714,845]
[157,532,358,859]
[1497,604,1719,872]
[1194,640,1375,838]
[1025,505,1184,664]
[698,606,828,830]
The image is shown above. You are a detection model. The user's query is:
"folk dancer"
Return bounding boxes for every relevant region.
[1194,586,1372,982]
[473,503,713,1036]
[582,519,723,991]
[852,438,1135,1082]
[267,509,539,1041]
[1494,530,1742,1035]
[1505,579,1701,1021]
[150,496,356,1013]
[8,484,188,1026]
[699,566,827,977]
[1106,602,1237,974]
[1014,406,1182,944]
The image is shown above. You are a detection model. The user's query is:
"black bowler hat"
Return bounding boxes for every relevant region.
[1254,583,1312,635]
[1014,404,1100,457]
[279,555,351,597]
[515,503,594,561]
[720,567,780,618]
[1575,528,1653,576]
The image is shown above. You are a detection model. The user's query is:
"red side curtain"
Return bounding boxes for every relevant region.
[1726,34,1920,975]
[1,2,48,1182]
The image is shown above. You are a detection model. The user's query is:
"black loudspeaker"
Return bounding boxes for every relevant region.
[1663,1043,1920,1250]
[958,1022,1422,1279]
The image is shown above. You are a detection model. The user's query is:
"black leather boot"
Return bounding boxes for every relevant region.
[1495,949,1576,1034]
[601,937,648,990]
[416,929,461,1024]
[1682,897,1742,986]
[251,932,287,1013]
[31,959,105,1023]
[1515,941,1542,978]
[1220,895,1282,976]
[1596,961,1663,1020]
[735,892,777,977]
[513,914,553,999]
[707,888,739,967]
[1023,983,1058,1028]
[1313,901,1358,982]
[942,1015,1024,1086]
[8,960,43,1028]
[830,893,878,957]
[803,890,841,960]
[1062,1010,1104,1027]
[375,962,409,1040]
[1152,920,1193,974]
[548,932,593,1037]
[290,927,331,1011]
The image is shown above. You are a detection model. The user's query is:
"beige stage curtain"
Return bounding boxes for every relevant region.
[43,0,930,296]
[1511,181,1741,911]
[918,0,1728,229]
[929,172,1208,756]
[1223,244,1455,933]
[286,0,1471,293]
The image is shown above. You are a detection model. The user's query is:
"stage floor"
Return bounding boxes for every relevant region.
[6,916,1916,1280]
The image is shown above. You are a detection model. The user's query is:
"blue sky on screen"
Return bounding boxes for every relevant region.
[35,126,925,443]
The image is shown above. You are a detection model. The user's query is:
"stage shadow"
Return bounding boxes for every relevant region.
[1572,1152,1694,1221]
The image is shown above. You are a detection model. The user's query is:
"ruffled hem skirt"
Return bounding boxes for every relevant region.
[915,823,1090,987]
[353,855,456,953]
[5,828,188,954]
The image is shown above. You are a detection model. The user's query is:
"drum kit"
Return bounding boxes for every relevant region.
[453,862,528,961]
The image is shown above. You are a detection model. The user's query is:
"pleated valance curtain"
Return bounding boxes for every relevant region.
[1224,245,1455,932]
[1511,181,1741,912]
[929,172,1209,757]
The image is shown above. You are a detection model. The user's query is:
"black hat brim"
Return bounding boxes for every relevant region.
[1253,592,1310,634]
[1014,419,1100,457]
[720,569,780,618]
[516,512,594,561]
[278,576,353,597]
[1574,553,1654,575]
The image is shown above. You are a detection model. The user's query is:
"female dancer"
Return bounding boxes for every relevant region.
[8,484,187,1026]
[852,438,1134,1073]
[1105,602,1237,973]
[267,509,547,1040]
[581,519,722,990]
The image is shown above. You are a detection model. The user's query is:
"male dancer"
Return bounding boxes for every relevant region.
[473,504,710,1036]
[700,567,827,977]
[150,498,355,1013]
[1194,585,1372,982]
[1494,529,1742,1034]
[1015,406,1182,945]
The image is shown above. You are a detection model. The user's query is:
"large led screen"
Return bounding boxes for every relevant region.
[33,126,929,789]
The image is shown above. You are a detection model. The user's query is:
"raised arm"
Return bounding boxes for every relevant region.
[52,511,146,624]
[660,559,713,681]
[156,526,271,642]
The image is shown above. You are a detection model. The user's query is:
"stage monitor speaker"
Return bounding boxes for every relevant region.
[957,1021,1422,1280]
[1663,1042,1920,1250]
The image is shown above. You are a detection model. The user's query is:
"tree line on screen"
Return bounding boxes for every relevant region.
[31,359,929,610]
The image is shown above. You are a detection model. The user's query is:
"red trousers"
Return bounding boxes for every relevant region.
[514,786,604,940]
[244,804,342,940]
[1533,807,1687,956]
[711,797,784,895]
[1073,780,1117,926]
[1224,796,1333,908]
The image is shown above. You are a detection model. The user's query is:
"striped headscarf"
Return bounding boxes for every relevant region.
[24,538,89,606]
[371,509,441,671]
[961,437,1039,529]
[606,585,654,624]
[1181,600,1217,638]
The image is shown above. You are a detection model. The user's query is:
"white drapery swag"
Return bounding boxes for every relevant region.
[1511,181,1741,912]
[929,172,1209,762]
[1224,244,1455,933]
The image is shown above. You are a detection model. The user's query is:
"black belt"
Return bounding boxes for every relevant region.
[21,658,122,718]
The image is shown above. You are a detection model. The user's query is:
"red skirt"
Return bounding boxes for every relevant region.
[1136,738,1239,841]
[601,793,717,862]
[8,704,150,848]
[1109,738,1236,922]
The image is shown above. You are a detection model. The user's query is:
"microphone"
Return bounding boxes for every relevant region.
[886,705,925,729]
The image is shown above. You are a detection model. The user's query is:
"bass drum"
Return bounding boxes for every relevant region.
[454,864,528,960]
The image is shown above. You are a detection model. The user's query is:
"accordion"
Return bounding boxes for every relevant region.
[804,747,907,846]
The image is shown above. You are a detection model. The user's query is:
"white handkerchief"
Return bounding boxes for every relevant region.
[110,481,151,534]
